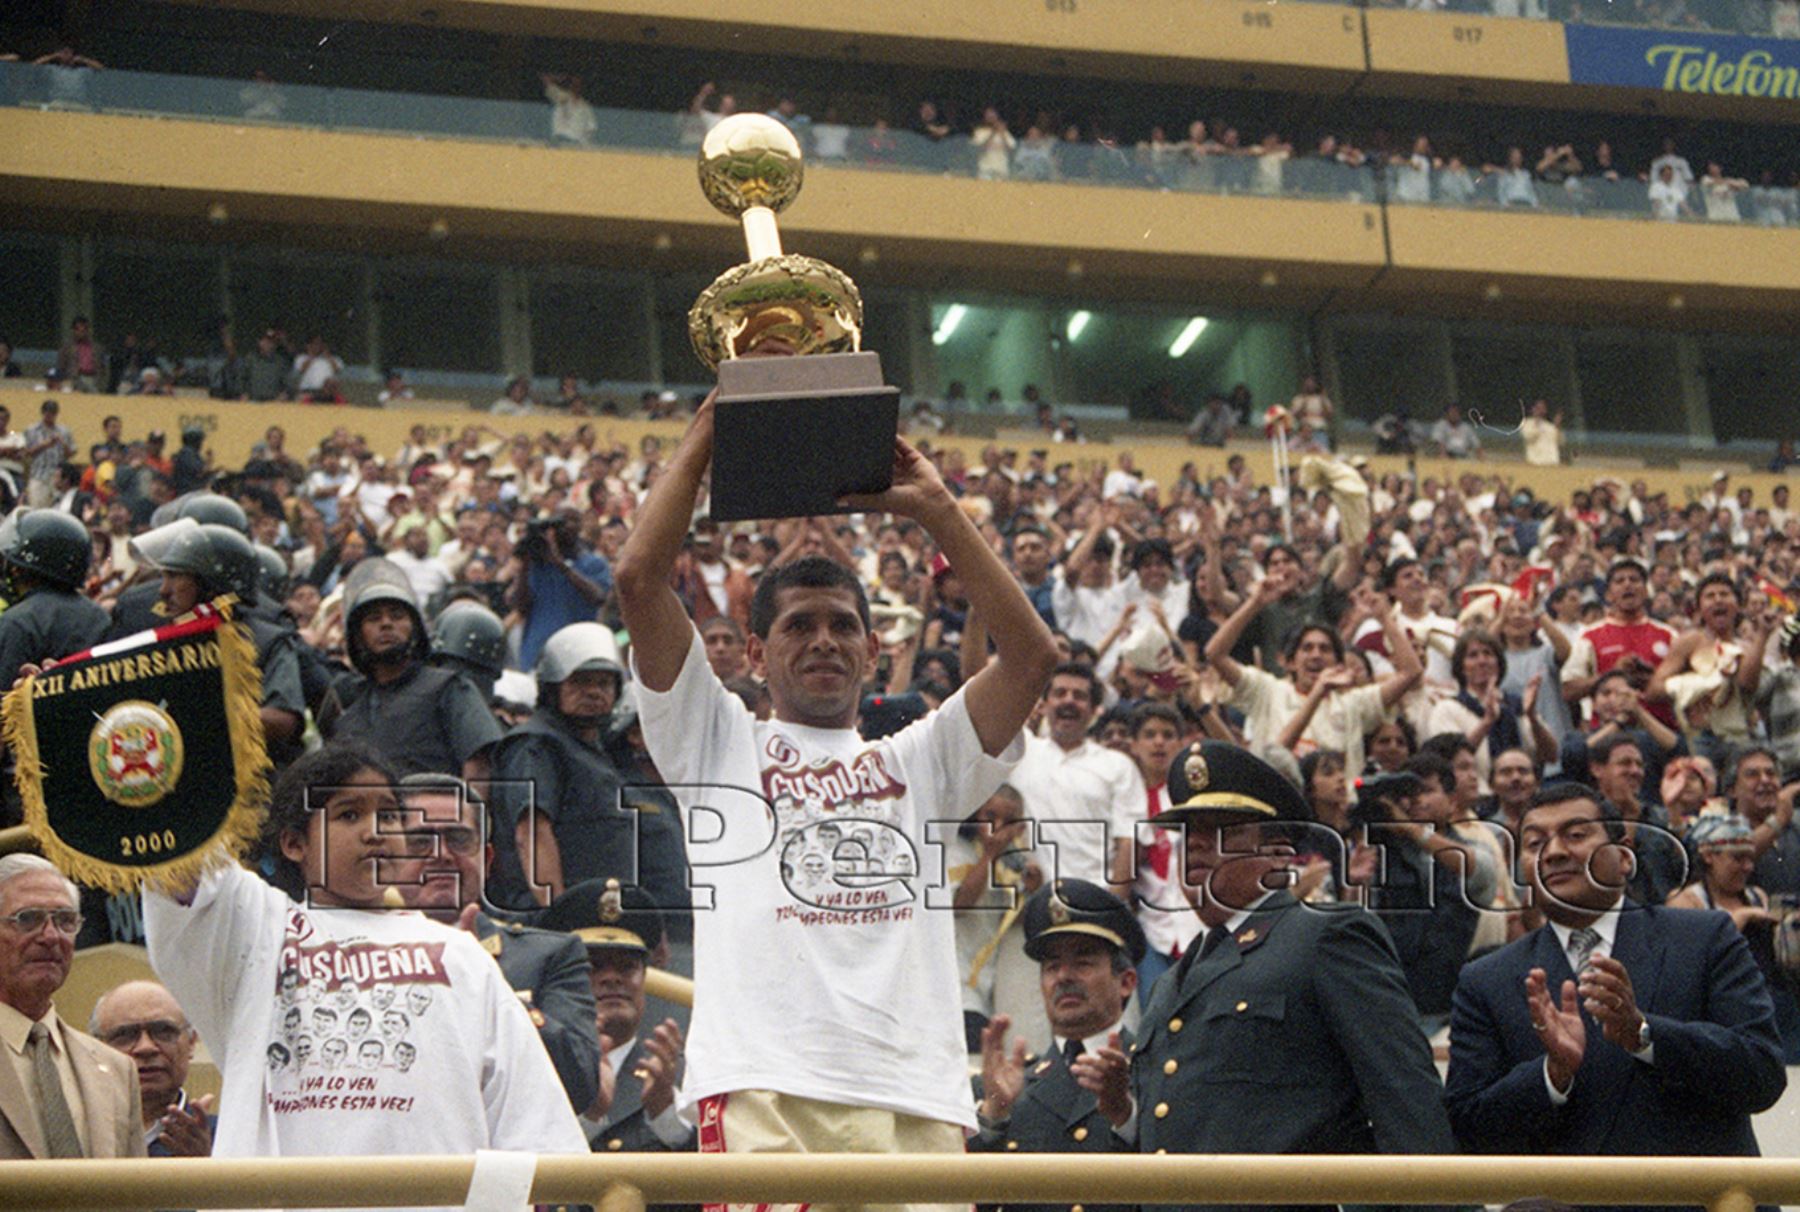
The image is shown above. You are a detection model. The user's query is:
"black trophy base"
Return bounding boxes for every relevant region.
[710,351,900,523]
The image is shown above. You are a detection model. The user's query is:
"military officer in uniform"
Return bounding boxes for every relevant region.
[971,879,1142,1212]
[538,878,696,1185]
[392,772,600,1114]
[127,517,307,764]
[489,623,686,918]
[317,558,501,780]
[0,507,107,691]
[1086,741,1457,1212]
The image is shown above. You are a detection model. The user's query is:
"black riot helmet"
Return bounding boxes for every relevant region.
[150,491,250,535]
[0,508,93,591]
[342,557,429,672]
[131,518,262,604]
[431,602,506,701]
[433,603,507,676]
[255,544,291,603]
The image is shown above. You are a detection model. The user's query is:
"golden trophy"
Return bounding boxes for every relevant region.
[688,113,899,521]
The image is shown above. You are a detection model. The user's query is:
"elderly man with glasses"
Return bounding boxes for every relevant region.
[91,980,213,1156]
[0,853,146,1159]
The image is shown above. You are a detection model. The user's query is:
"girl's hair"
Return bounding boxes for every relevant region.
[261,741,399,901]
[1298,749,1346,800]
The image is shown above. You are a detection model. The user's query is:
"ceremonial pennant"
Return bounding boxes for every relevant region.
[2,597,270,894]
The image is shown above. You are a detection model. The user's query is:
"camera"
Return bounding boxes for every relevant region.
[517,517,561,562]
[1347,770,1422,831]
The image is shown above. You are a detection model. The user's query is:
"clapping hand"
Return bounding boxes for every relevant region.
[156,1094,215,1157]
[978,1016,1027,1122]
[1070,1031,1132,1128]
[635,1018,685,1119]
[1526,966,1585,1093]
[1578,955,1644,1052]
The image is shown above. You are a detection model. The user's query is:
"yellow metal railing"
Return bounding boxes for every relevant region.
[0,1153,1790,1211]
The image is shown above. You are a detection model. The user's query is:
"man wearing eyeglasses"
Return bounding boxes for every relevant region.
[90,980,213,1156]
[0,853,146,1159]
[391,772,600,1116]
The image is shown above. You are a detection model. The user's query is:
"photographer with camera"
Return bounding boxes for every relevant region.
[1348,756,1504,1034]
[513,510,612,670]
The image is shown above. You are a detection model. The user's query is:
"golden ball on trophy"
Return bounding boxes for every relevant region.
[688,113,864,372]
[697,113,805,217]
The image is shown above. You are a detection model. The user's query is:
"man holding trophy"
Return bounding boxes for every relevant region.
[615,115,1057,1212]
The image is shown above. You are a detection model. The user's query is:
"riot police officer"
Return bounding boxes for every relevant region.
[430,601,507,707]
[0,507,108,690]
[488,624,686,923]
[317,557,500,779]
[128,517,306,763]
[0,507,108,829]
[109,493,252,637]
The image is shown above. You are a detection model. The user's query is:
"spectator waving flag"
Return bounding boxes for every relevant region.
[2,599,269,894]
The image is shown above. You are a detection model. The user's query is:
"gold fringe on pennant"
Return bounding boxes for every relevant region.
[3,596,272,896]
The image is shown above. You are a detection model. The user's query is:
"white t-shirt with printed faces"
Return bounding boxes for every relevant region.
[635,629,1022,1129]
[145,864,585,1210]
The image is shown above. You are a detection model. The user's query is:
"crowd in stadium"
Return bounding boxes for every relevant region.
[675,87,1800,224]
[0,342,1796,1198]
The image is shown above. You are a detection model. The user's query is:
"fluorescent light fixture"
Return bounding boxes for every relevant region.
[1168,317,1209,358]
[1066,310,1091,342]
[932,304,968,346]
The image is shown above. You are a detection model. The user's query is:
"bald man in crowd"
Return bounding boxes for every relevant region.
[91,979,214,1157]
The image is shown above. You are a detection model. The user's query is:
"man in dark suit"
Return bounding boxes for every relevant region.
[1085,741,1457,1212]
[391,773,600,1115]
[970,879,1141,1212]
[537,879,694,1162]
[1445,783,1785,1197]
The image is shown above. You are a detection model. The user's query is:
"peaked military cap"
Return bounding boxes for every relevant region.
[536,877,664,955]
[1157,740,1313,828]
[1022,878,1147,965]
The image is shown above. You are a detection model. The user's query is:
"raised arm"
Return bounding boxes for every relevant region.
[614,394,713,691]
[1205,570,1285,689]
[845,438,1056,757]
[1375,602,1424,710]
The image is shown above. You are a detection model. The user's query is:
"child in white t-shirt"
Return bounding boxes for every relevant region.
[146,743,585,1212]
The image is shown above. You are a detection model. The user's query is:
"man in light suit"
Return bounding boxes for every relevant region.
[0,853,145,1159]
[1446,783,1786,1210]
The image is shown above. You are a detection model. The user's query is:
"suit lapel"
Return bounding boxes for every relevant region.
[64,1025,123,1158]
[0,1039,47,1158]
[1611,903,1663,1012]
[608,1040,646,1125]
[1534,922,1574,991]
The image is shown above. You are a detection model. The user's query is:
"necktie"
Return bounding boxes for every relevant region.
[1175,924,1231,986]
[1568,926,1603,973]
[1062,1037,1085,1066]
[26,1022,83,1159]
